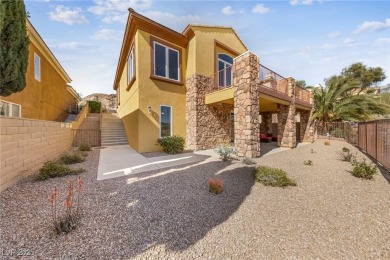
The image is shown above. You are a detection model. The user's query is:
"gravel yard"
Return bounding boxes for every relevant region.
[1,140,389,259]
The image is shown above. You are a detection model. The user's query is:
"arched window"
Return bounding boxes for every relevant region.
[218,54,233,87]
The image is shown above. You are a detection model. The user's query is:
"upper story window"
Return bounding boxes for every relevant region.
[34,53,41,81]
[127,46,135,85]
[218,54,233,88]
[153,41,180,82]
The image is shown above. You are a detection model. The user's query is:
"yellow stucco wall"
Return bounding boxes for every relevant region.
[189,27,248,76]
[1,27,76,121]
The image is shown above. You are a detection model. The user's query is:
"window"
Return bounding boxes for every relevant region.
[218,54,233,87]
[153,42,180,81]
[0,101,21,117]
[127,46,135,85]
[160,105,172,137]
[34,53,41,81]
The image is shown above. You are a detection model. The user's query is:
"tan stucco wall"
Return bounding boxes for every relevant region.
[189,27,247,76]
[0,117,73,192]
[1,37,76,121]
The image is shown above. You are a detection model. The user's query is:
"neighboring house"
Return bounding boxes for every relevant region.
[0,19,80,121]
[114,9,314,157]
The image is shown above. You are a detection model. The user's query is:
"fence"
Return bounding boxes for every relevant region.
[317,120,389,170]
[72,129,101,147]
[358,119,390,170]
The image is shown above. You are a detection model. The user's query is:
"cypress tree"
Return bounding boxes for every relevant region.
[0,0,29,96]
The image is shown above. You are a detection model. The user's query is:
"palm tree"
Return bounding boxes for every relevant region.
[312,78,390,128]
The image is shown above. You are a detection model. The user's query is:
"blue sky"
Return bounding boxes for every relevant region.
[25,0,390,96]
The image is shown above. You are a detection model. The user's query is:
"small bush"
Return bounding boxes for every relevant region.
[37,161,85,180]
[79,144,92,151]
[214,143,234,161]
[50,177,83,234]
[311,148,316,154]
[208,178,223,194]
[88,101,101,113]
[60,153,85,165]
[352,159,377,180]
[254,166,296,188]
[342,147,350,153]
[157,135,185,154]
[303,160,313,166]
[242,157,256,165]
[324,141,331,146]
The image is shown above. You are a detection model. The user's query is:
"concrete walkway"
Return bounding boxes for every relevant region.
[97,145,210,180]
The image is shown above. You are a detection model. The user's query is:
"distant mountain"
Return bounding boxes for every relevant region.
[80,93,117,110]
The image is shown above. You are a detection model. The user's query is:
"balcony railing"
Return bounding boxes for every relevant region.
[206,65,235,94]
[205,62,313,105]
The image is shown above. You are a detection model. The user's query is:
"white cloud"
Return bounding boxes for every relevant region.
[92,29,123,41]
[321,43,335,50]
[49,41,93,50]
[141,10,201,31]
[375,37,390,46]
[252,4,270,14]
[290,0,313,6]
[354,18,390,33]
[48,5,88,25]
[88,0,152,23]
[343,38,355,44]
[222,6,236,15]
[326,31,341,38]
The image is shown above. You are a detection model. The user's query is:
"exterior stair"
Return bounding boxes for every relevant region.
[101,113,128,146]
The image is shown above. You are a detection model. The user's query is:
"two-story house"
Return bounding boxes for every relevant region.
[0,19,80,121]
[114,9,314,157]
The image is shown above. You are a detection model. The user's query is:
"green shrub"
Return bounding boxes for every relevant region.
[303,160,313,166]
[88,100,101,113]
[352,159,377,180]
[254,166,297,188]
[79,144,92,151]
[342,147,350,153]
[214,143,234,161]
[242,157,256,165]
[157,135,185,154]
[60,153,85,165]
[330,128,344,138]
[37,161,86,180]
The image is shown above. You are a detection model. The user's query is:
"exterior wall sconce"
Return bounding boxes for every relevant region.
[147,106,152,113]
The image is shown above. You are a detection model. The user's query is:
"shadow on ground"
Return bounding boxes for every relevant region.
[91,160,255,257]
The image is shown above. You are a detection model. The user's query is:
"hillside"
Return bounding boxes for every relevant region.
[80,93,117,110]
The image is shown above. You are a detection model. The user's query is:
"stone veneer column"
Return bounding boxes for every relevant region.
[299,90,315,142]
[277,77,296,148]
[233,52,260,158]
[186,74,232,150]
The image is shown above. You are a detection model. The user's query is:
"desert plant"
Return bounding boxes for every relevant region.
[214,143,234,161]
[254,166,296,188]
[311,148,316,154]
[157,135,185,154]
[208,178,223,194]
[50,177,83,234]
[242,157,256,165]
[342,147,350,153]
[303,160,313,166]
[60,153,85,165]
[37,161,86,180]
[352,159,377,180]
[324,141,331,146]
[88,100,101,113]
[79,144,92,151]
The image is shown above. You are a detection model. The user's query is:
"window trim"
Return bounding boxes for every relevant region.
[159,105,173,138]
[150,36,183,85]
[126,43,136,91]
[34,53,41,82]
[0,100,21,118]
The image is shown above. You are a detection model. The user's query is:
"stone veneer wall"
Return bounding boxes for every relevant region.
[0,117,73,192]
[233,52,260,157]
[260,112,272,134]
[186,74,232,150]
[277,77,296,148]
[299,109,315,142]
